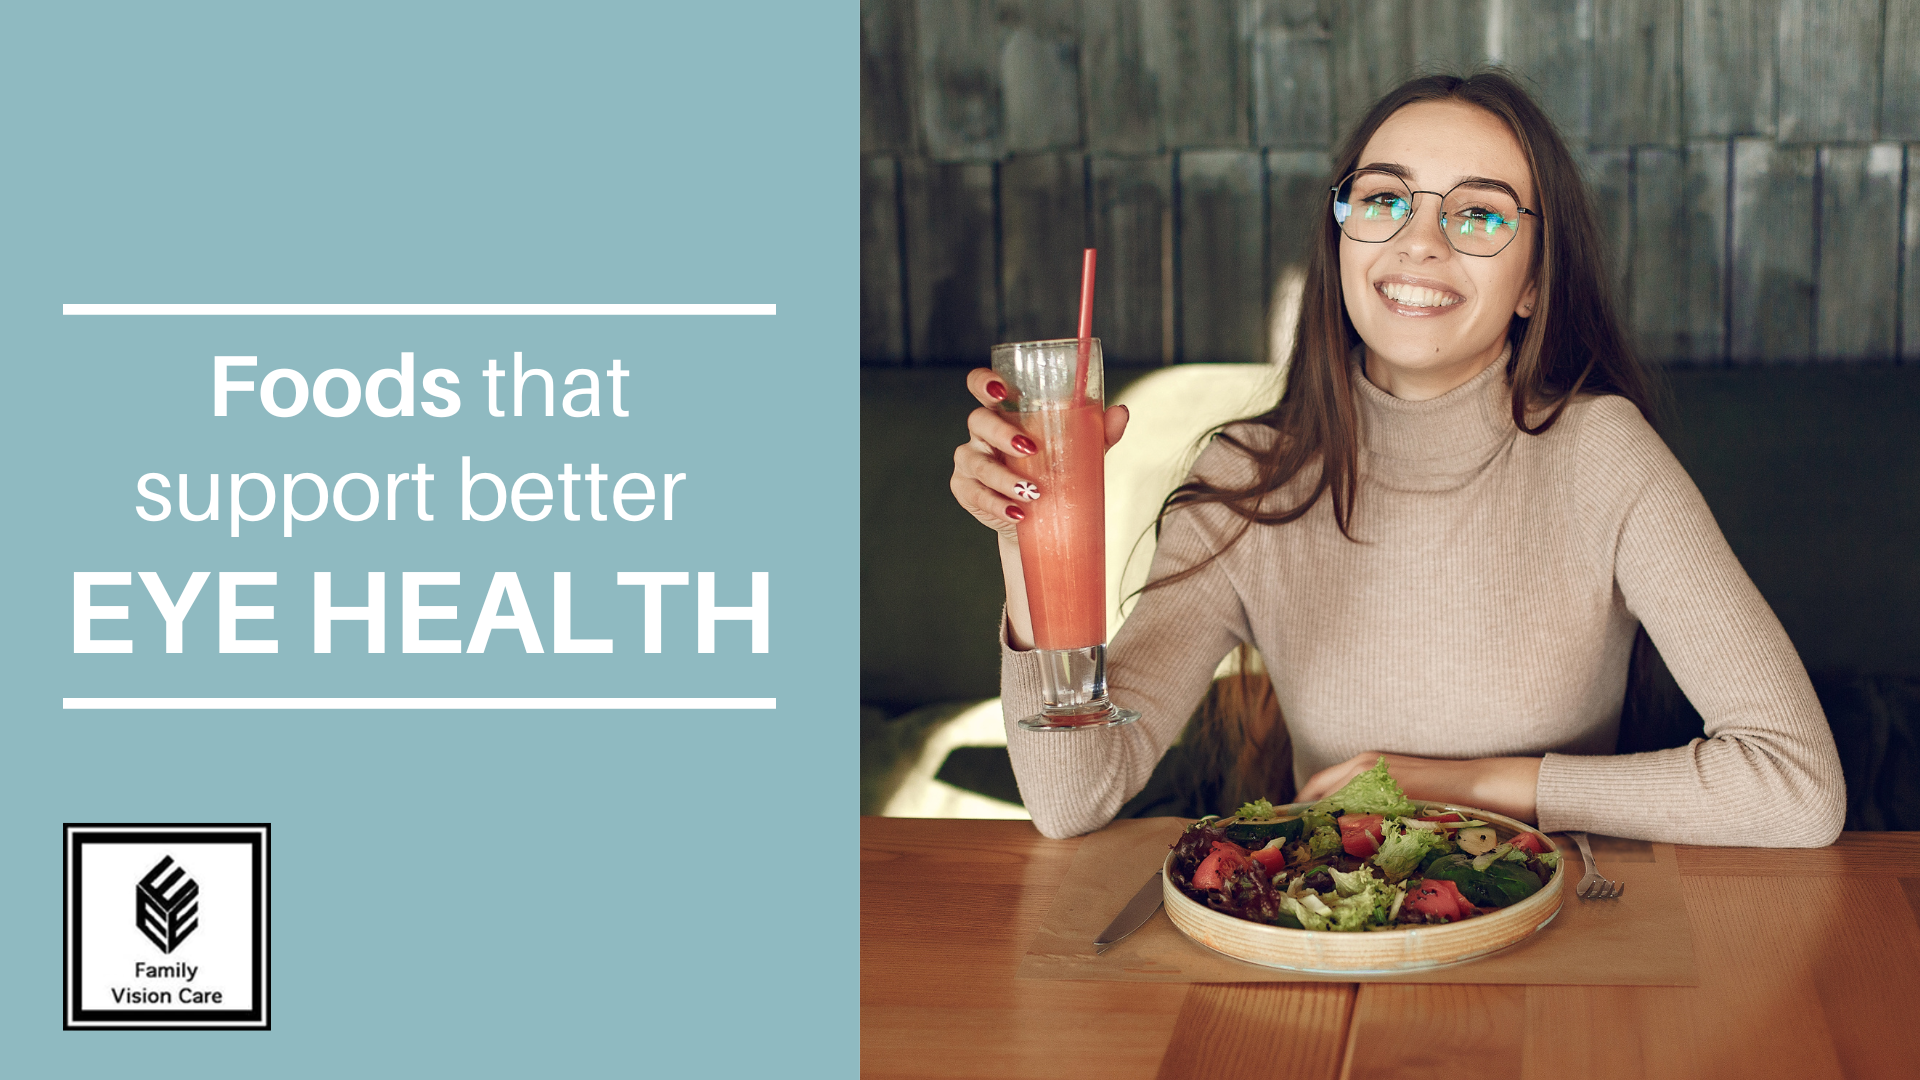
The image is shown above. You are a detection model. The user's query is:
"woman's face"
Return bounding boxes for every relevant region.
[1338,99,1538,399]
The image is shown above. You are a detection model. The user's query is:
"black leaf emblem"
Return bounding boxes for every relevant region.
[135,856,200,954]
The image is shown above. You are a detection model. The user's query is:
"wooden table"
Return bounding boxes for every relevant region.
[862,818,1920,1079]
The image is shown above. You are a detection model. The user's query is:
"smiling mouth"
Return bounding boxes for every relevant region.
[1377,281,1463,309]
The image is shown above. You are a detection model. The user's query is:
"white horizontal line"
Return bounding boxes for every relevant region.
[62,303,776,316]
[63,697,776,710]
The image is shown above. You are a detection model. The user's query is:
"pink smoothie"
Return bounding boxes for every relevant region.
[1011,401,1107,650]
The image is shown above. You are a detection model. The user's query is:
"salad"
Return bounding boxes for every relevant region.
[1167,759,1560,931]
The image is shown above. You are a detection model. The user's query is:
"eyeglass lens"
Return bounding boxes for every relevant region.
[1331,170,1524,256]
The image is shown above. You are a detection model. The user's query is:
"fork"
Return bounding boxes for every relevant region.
[1570,832,1624,899]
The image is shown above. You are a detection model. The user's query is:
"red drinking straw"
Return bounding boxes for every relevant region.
[1073,248,1097,400]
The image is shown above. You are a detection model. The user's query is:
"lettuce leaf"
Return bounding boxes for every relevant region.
[1235,798,1277,819]
[1328,896,1376,932]
[1321,757,1418,817]
[1328,881,1401,931]
[1278,873,1404,931]
[1280,893,1332,931]
[1372,819,1453,877]
[1305,825,1342,859]
[1327,865,1378,897]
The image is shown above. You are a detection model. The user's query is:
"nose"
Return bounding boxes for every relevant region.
[1392,191,1451,261]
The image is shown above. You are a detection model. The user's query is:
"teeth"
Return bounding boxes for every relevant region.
[1380,282,1461,308]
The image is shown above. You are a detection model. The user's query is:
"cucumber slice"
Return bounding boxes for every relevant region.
[1224,814,1307,846]
[1456,827,1498,855]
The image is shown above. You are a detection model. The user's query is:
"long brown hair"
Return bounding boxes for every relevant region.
[1145,71,1656,808]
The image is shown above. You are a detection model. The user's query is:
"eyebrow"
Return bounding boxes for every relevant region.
[1356,162,1526,203]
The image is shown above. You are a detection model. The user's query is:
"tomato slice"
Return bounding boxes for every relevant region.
[1404,878,1472,921]
[1250,845,1286,874]
[1337,814,1385,858]
[1417,813,1466,824]
[1507,831,1550,855]
[1192,841,1252,890]
[1193,850,1244,890]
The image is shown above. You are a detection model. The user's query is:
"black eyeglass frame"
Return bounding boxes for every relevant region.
[1329,171,1538,258]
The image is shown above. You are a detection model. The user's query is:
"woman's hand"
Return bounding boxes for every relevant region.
[1297,751,1543,824]
[951,368,1129,651]
[948,367,1129,540]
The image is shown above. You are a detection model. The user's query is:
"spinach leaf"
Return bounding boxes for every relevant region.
[1480,861,1543,905]
[1422,853,1543,907]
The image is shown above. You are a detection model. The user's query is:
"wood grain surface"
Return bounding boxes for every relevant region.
[1158,984,1353,1080]
[863,817,1920,1079]
[1178,150,1265,363]
[1884,0,1920,140]
[1091,155,1174,364]
[1267,149,1332,286]
[860,0,916,156]
[1907,156,1920,362]
[1682,0,1777,139]
[1142,0,1249,151]
[1775,0,1883,144]
[902,159,997,364]
[998,0,1083,156]
[1248,1,1334,152]
[1080,0,1162,155]
[861,0,1917,367]
[862,157,906,363]
[1593,0,1680,147]
[911,0,1003,161]
[1586,147,1630,304]
[1729,138,1816,362]
[1000,152,1089,344]
[1816,144,1903,360]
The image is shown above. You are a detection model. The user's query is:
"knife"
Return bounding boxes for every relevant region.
[1094,870,1164,953]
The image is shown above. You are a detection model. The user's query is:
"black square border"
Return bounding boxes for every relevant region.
[64,823,271,1031]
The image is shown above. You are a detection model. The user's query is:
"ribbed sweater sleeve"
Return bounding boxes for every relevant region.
[1001,441,1254,838]
[1534,400,1846,846]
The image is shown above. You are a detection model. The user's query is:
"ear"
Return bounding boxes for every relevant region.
[1515,279,1539,319]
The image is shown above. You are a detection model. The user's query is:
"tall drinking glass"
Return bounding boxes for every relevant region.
[993,337,1140,732]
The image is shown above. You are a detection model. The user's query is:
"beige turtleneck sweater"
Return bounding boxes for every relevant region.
[1000,355,1846,846]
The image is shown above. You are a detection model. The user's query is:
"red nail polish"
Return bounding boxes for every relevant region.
[1011,435,1037,455]
[1004,504,1026,522]
[986,380,1007,401]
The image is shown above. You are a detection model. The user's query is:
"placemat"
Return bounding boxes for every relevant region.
[1016,817,1698,985]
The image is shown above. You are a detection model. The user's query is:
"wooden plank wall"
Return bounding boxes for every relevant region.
[862,0,1918,365]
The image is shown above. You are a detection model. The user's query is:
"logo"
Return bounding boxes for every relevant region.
[65,824,269,1030]
[136,857,200,954]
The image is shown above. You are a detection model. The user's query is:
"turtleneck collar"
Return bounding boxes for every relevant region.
[1351,343,1517,479]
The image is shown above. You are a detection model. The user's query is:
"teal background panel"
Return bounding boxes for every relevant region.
[0,3,856,1077]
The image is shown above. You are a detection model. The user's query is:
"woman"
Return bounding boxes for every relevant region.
[948,72,1845,846]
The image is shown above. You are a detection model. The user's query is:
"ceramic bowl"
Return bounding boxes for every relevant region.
[1161,800,1563,974]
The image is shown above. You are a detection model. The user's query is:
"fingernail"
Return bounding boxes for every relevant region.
[1004,504,1026,522]
[986,380,1007,401]
[1011,435,1037,455]
[1013,481,1040,501]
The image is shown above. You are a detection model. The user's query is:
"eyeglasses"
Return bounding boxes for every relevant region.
[1331,169,1536,257]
